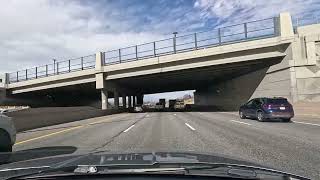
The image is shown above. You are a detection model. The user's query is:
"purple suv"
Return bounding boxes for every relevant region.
[239,97,294,122]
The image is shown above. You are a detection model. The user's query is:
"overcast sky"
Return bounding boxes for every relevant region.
[1,0,319,99]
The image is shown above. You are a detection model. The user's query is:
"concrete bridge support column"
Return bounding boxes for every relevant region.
[132,96,136,107]
[137,94,144,105]
[114,90,119,109]
[128,96,132,108]
[101,89,108,110]
[95,52,109,110]
[122,95,126,108]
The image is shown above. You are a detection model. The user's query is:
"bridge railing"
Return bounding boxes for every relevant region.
[8,17,277,84]
[8,54,95,83]
[292,14,320,29]
[104,17,277,65]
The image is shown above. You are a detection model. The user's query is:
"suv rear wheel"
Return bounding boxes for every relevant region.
[257,111,265,122]
[239,111,246,119]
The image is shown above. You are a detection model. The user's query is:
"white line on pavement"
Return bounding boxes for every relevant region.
[185,123,196,131]
[123,125,135,133]
[293,121,320,127]
[173,114,177,116]
[230,120,252,126]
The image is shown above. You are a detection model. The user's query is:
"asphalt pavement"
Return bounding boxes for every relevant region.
[10,112,320,179]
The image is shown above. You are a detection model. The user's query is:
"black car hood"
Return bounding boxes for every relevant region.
[0,151,264,171]
[0,152,311,180]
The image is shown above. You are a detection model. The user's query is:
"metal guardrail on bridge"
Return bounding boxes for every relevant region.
[8,17,277,84]
[103,17,277,65]
[8,55,96,83]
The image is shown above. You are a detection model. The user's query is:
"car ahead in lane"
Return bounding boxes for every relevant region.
[239,97,294,122]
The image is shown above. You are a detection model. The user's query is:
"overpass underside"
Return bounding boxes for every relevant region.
[2,56,283,109]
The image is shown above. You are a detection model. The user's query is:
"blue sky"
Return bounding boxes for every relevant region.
[0,0,319,99]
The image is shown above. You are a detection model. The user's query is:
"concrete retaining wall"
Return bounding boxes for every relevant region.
[6,107,123,132]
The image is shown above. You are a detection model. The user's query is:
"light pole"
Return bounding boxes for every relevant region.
[173,32,178,53]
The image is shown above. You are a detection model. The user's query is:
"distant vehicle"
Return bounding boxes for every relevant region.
[155,103,165,111]
[0,114,16,152]
[159,99,166,106]
[169,99,177,111]
[133,105,143,113]
[239,97,294,122]
[174,100,185,111]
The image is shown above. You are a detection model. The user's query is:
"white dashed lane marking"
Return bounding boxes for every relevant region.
[230,120,252,126]
[293,121,320,127]
[123,125,135,133]
[185,123,196,131]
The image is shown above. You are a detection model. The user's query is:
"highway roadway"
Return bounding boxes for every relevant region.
[10,112,320,179]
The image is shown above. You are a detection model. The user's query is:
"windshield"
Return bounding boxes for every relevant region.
[266,99,289,104]
[0,1,319,180]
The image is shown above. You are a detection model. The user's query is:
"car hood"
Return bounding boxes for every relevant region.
[0,151,263,170]
[0,152,310,180]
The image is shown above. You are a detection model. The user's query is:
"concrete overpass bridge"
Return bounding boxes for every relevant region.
[1,12,320,110]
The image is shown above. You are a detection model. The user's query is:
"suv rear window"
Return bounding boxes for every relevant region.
[266,98,288,104]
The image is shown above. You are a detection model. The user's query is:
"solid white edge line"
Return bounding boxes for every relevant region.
[230,120,252,126]
[185,123,196,131]
[293,121,320,127]
[123,125,135,132]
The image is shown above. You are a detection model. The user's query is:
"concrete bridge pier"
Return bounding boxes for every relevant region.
[132,96,136,107]
[113,90,119,109]
[101,89,108,110]
[128,96,132,108]
[137,94,144,105]
[122,94,126,108]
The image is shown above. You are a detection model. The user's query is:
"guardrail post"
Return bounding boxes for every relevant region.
[3,73,9,85]
[35,67,37,79]
[153,42,156,57]
[119,49,121,63]
[218,28,222,45]
[46,65,48,76]
[173,32,178,53]
[81,57,84,70]
[25,69,28,80]
[16,71,18,82]
[244,23,248,39]
[273,16,279,36]
[135,45,138,60]
[68,60,71,72]
[53,59,56,75]
[57,62,59,74]
[194,33,198,49]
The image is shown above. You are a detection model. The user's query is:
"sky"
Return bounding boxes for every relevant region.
[1,0,319,100]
